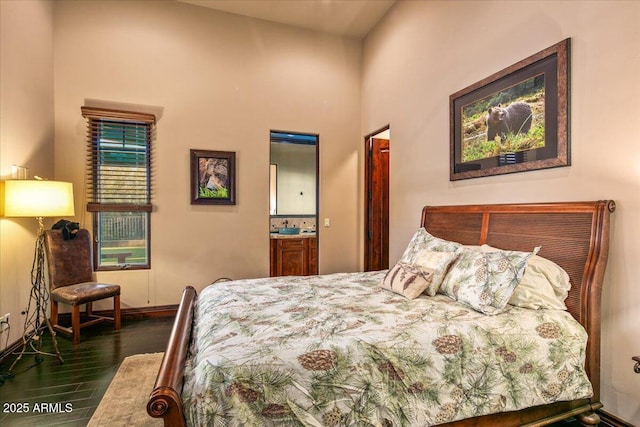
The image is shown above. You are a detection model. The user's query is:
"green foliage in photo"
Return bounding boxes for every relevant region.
[200,186,228,199]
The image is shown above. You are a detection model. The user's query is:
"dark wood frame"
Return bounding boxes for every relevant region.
[450,38,570,180]
[190,149,236,205]
[148,200,615,427]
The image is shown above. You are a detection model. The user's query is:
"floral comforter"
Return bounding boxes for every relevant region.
[182,271,592,426]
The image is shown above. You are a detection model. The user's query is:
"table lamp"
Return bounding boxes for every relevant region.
[3,179,75,369]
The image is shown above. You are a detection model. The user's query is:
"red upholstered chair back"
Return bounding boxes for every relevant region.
[44,228,94,290]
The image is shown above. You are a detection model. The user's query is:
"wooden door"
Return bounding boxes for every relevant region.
[365,137,390,271]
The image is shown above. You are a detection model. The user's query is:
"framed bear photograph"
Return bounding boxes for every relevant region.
[449,38,570,181]
[190,149,236,205]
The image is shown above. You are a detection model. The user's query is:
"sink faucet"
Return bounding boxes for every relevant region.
[283,220,288,227]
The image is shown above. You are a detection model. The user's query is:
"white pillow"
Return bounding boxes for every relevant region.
[412,250,458,296]
[400,228,462,264]
[480,244,570,310]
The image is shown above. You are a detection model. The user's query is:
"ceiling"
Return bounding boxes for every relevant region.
[177,0,397,39]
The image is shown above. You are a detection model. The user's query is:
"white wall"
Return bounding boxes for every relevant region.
[52,0,362,309]
[0,0,55,350]
[362,0,640,423]
[271,142,316,215]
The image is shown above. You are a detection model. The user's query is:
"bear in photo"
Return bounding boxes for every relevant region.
[486,101,533,141]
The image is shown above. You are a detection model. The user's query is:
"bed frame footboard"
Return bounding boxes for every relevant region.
[147,286,197,427]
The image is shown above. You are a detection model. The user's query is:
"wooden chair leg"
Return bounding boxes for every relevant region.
[86,302,93,317]
[50,300,59,326]
[71,305,81,345]
[114,295,121,331]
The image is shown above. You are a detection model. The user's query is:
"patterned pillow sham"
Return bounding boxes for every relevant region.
[412,249,459,296]
[480,245,570,310]
[381,262,435,300]
[399,228,462,264]
[439,247,533,315]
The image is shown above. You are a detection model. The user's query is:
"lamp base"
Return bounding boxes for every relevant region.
[9,218,64,372]
[9,318,63,372]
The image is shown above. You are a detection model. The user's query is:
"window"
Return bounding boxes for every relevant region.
[81,107,155,270]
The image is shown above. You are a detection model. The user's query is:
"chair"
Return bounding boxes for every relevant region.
[44,228,121,345]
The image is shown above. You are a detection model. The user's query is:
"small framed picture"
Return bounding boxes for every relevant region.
[190,149,236,205]
[450,38,570,180]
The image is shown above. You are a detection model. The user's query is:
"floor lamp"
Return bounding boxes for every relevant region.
[3,179,75,370]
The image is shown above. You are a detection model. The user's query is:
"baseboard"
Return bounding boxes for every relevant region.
[0,336,26,367]
[598,409,635,427]
[0,305,177,364]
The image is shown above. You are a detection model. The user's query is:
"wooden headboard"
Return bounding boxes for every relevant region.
[421,200,615,404]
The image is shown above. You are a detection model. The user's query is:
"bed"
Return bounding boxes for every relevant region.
[148,200,615,426]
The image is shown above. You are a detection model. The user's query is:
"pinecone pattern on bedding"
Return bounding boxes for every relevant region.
[322,406,346,426]
[297,349,337,371]
[261,403,289,418]
[377,361,405,381]
[224,382,260,402]
[432,334,462,354]
[434,403,458,423]
[535,322,562,339]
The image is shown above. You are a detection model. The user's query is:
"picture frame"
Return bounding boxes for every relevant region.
[190,149,236,205]
[450,38,570,181]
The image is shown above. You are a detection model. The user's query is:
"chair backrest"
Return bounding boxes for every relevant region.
[44,228,94,290]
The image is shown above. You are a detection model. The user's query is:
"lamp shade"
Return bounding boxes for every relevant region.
[3,180,75,218]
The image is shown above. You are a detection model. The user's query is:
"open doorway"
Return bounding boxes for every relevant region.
[269,130,319,277]
[364,126,390,271]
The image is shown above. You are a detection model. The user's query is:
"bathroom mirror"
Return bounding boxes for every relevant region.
[270,131,318,215]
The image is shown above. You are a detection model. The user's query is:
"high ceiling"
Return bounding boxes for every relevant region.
[177,0,397,39]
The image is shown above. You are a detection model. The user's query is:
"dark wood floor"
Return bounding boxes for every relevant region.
[0,317,587,427]
[0,317,173,426]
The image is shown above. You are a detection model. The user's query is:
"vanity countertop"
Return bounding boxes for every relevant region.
[270,231,316,239]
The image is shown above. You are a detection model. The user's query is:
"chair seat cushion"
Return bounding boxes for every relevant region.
[50,282,120,306]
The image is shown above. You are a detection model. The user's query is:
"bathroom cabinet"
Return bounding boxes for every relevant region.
[270,236,317,277]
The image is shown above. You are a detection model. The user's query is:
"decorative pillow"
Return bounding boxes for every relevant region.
[439,247,533,315]
[400,228,462,264]
[480,245,571,310]
[381,262,435,300]
[412,250,459,296]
